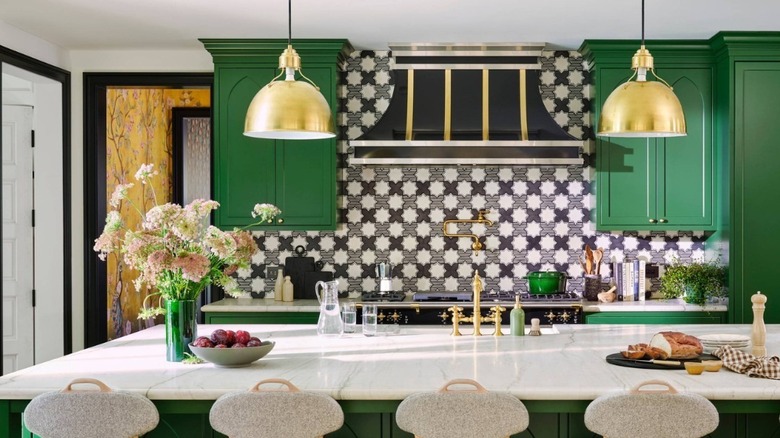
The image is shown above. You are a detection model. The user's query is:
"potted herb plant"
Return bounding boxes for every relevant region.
[660,259,727,305]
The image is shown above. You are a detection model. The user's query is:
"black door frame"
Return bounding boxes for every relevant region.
[83,73,213,348]
[0,46,72,370]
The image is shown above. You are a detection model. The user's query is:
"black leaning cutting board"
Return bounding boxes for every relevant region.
[606,353,720,370]
[284,246,315,299]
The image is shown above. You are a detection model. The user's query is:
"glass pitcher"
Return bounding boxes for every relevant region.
[315,280,344,337]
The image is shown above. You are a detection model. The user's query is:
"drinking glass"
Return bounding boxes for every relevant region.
[362,304,378,337]
[342,302,357,333]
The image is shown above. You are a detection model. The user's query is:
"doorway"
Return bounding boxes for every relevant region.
[0,46,71,375]
[84,73,213,347]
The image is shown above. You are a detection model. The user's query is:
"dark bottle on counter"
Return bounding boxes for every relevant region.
[509,295,525,336]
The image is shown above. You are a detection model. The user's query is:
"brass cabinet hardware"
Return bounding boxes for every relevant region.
[442,209,494,254]
[277,218,284,224]
[648,218,657,223]
[659,218,668,223]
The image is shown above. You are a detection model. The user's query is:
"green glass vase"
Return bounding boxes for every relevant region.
[165,299,197,362]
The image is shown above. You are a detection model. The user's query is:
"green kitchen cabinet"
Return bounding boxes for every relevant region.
[202,39,353,231]
[585,311,727,325]
[709,32,780,323]
[581,41,715,231]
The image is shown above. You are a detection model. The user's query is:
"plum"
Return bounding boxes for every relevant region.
[225,330,236,346]
[214,344,228,349]
[231,343,246,348]
[192,336,214,348]
[210,329,228,345]
[235,330,251,345]
[246,339,262,347]
[249,336,261,344]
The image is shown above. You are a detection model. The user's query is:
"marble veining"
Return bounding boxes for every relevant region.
[0,324,775,402]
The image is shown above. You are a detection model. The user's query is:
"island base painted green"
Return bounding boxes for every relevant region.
[10,400,780,438]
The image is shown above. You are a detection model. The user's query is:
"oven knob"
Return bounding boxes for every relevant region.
[377,311,386,322]
[544,311,556,324]
[560,311,571,322]
[389,311,401,323]
[438,311,450,324]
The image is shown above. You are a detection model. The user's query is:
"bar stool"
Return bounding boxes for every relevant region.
[584,380,719,438]
[395,378,529,438]
[24,378,159,438]
[210,378,344,438]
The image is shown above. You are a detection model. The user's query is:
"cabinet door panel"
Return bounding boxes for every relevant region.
[735,62,780,323]
[596,68,657,229]
[214,68,277,228]
[275,67,337,229]
[277,139,335,227]
[657,68,713,227]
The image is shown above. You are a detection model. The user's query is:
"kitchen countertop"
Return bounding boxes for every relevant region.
[202,297,727,313]
[0,323,771,402]
[582,298,728,313]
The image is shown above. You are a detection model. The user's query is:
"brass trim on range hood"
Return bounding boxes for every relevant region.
[349,43,584,167]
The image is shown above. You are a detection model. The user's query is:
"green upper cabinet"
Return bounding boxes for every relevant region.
[709,32,780,323]
[580,41,715,231]
[201,39,353,230]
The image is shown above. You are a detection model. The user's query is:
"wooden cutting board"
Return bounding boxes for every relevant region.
[606,353,720,370]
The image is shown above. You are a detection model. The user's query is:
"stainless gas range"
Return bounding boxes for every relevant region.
[358,291,584,326]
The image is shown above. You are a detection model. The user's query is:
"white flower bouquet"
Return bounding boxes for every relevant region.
[94,163,280,318]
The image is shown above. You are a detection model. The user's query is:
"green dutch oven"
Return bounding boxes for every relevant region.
[526,271,567,294]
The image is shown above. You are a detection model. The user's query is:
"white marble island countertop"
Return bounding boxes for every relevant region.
[0,324,775,402]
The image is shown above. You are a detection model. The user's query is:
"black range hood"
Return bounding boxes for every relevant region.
[349,43,583,166]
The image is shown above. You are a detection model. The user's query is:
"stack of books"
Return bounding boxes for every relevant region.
[612,260,646,302]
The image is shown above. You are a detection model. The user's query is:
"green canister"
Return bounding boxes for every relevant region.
[509,295,525,336]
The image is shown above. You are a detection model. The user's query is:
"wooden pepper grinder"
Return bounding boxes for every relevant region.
[751,291,767,357]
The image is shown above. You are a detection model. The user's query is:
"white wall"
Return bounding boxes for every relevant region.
[68,49,213,350]
[0,20,69,70]
[2,21,215,351]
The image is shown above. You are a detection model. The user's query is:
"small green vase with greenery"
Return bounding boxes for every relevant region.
[660,259,727,305]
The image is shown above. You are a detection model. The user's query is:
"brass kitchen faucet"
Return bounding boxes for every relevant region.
[448,271,505,336]
[442,209,494,254]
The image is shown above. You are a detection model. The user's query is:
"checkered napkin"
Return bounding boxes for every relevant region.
[712,345,780,379]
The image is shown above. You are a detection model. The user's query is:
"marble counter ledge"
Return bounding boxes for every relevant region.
[0,323,776,403]
[201,298,324,312]
[583,298,727,313]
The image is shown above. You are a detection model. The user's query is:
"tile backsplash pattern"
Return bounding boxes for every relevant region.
[239,50,705,298]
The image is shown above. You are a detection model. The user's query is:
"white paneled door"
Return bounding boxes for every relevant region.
[2,105,35,374]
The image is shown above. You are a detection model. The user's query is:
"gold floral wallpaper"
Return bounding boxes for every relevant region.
[105,88,210,340]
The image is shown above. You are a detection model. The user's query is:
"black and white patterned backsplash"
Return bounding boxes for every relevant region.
[237,50,706,298]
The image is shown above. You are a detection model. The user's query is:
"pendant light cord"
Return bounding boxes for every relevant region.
[288,0,292,46]
[641,0,645,46]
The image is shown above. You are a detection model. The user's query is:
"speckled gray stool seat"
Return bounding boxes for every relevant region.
[395,378,529,438]
[210,378,344,438]
[585,379,719,438]
[24,378,159,438]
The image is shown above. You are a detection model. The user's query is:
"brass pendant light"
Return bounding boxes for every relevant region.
[597,0,686,137]
[244,0,335,140]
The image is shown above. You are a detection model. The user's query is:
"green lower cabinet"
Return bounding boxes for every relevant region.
[585,311,727,324]
[204,312,319,325]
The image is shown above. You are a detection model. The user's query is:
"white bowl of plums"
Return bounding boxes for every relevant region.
[189,329,275,367]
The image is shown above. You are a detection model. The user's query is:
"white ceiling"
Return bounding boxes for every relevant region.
[1,0,779,51]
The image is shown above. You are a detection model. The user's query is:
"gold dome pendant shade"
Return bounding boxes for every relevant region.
[597,2,686,138]
[598,76,687,137]
[243,1,335,140]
